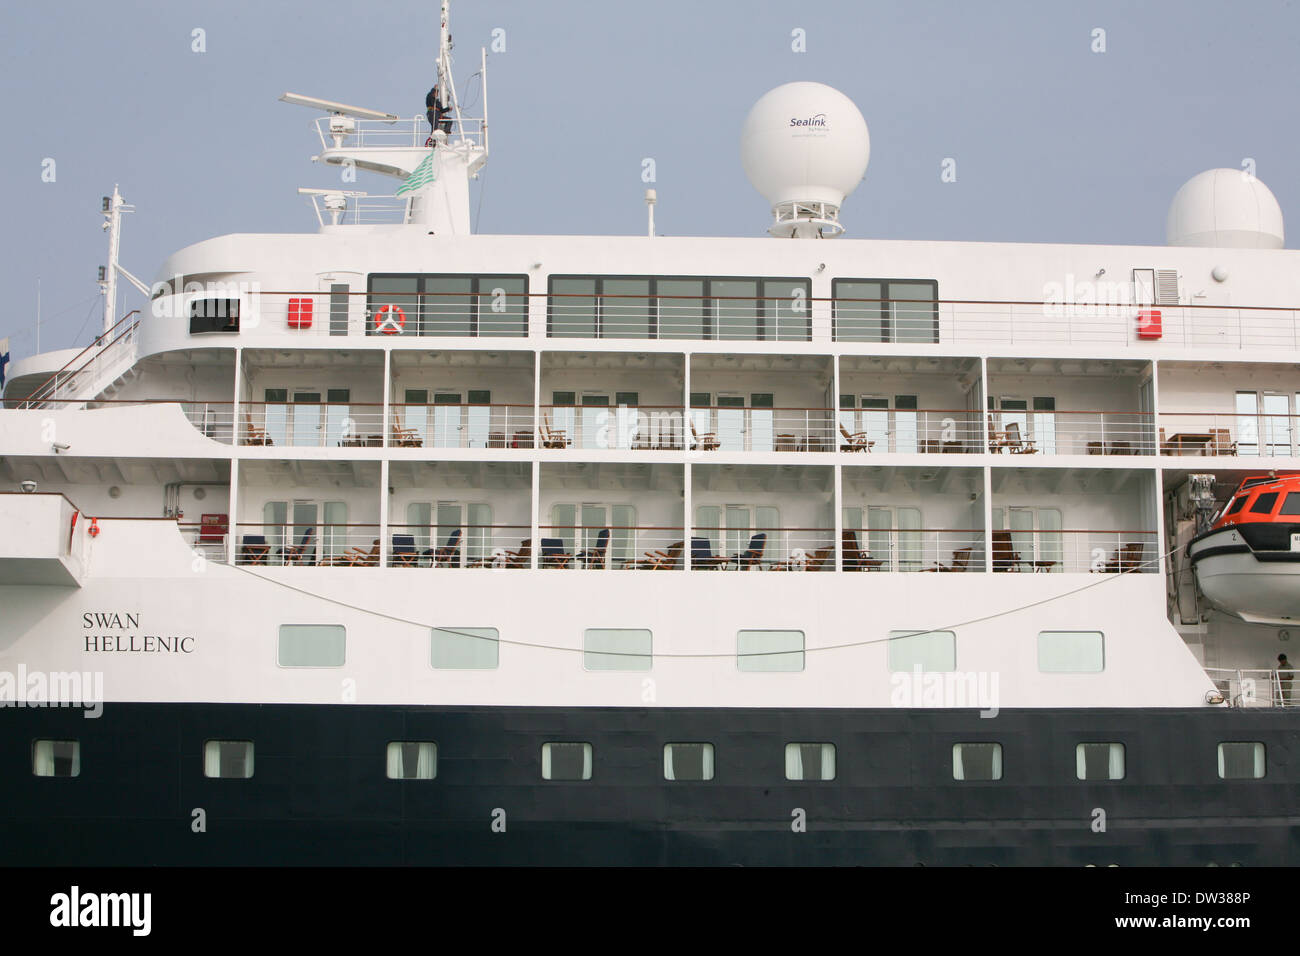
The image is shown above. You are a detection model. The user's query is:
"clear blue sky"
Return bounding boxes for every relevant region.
[3,0,1297,357]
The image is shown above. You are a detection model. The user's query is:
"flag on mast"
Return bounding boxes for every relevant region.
[396,151,439,196]
[0,338,10,390]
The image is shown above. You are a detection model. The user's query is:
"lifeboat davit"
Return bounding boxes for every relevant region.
[1188,474,1300,624]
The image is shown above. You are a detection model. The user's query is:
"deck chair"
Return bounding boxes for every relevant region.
[690,536,729,570]
[991,531,1021,572]
[1103,541,1146,573]
[280,527,316,565]
[504,539,531,568]
[730,532,767,570]
[576,528,610,569]
[775,546,832,571]
[987,415,1010,453]
[1004,421,1037,454]
[1211,428,1237,456]
[838,423,873,452]
[337,539,380,567]
[540,537,573,568]
[239,534,270,565]
[391,424,422,448]
[690,420,719,451]
[539,417,570,449]
[242,412,271,446]
[841,530,867,571]
[427,528,462,567]
[390,534,421,567]
[1158,427,1170,455]
[643,540,685,570]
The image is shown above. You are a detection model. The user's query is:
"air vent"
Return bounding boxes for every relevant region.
[1155,270,1179,305]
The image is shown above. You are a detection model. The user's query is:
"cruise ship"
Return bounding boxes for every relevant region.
[2,2,1298,866]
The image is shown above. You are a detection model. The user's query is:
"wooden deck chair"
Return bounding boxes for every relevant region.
[1004,421,1038,454]
[427,528,463,567]
[576,528,610,569]
[690,420,719,451]
[1211,428,1238,456]
[643,540,685,570]
[280,527,316,565]
[239,534,270,565]
[991,531,1021,572]
[987,415,1010,453]
[242,412,271,446]
[729,532,767,570]
[504,539,532,568]
[690,536,729,570]
[390,534,421,567]
[838,423,873,452]
[540,537,573,568]
[338,539,380,567]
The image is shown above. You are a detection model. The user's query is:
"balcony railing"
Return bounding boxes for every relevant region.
[538,525,686,569]
[388,404,535,449]
[387,524,532,567]
[835,409,982,454]
[1159,413,1300,457]
[989,530,1158,573]
[233,523,381,566]
[839,529,985,572]
[538,406,686,450]
[691,527,838,570]
[987,411,1153,456]
[238,290,1300,351]
[240,403,386,448]
[1204,668,1293,707]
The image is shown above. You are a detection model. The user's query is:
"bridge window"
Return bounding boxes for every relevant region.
[833,278,938,343]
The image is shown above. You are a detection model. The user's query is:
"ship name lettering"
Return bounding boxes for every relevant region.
[83,635,195,654]
[81,612,141,630]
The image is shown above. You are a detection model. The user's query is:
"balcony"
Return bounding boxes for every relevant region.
[538,405,685,451]
[389,403,536,449]
[835,408,982,454]
[987,411,1153,456]
[1158,413,1299,457]
[233,523,381,566]
[239,402,386,448]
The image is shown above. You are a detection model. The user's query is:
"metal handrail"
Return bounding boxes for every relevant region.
[18,311,141,408]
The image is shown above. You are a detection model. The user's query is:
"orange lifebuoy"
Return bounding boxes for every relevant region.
[374,304,406,334]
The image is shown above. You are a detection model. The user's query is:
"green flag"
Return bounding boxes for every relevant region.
[396,151,438,195]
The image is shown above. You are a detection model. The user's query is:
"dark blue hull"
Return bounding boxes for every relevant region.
[4,704,1299,865]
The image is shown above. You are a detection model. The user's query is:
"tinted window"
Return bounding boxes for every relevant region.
[1249,492,1279,515]
[189,298,240,333]
[1226,496,1248,515]
[1281,493,1300,516]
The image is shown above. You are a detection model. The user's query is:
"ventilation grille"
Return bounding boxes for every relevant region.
[1155,270,1180,305]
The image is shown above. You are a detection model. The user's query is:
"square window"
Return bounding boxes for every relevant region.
[278,624,346,667]
[1038,631,1104,673]
[542,742,593,780]
[737,629,805,672]
[785,743,836,781]
[32,740,80,777]
[203,740,254,779]
[431,627,499,669]
[888,629,956,672]
[1218,742,1265,779]
[664,743,714,781]
[583,628,652,671]
[953,743,1002,781]
[1076,743,1125,780]
[386,742,437,780]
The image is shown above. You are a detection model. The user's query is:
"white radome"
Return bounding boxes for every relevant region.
[1166,168,1285,249]
[740,81,870,212]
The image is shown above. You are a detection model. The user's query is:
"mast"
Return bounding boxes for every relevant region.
[101,186,124,336]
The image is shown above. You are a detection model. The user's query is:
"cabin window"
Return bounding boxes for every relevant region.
[1226,496,1248,515]
[1038,631,1104,673]
[736,629,805,672]
[277,624,346,667]
[548,275,811,341]
[833,278,939,343]
[785,743,836,781]
[1217,742,1265,780]
[203,741,254,779]
[888,629,956,672]
[542,742,593,781]
[952,743,1002,781]
[583,628,652,671]
[32,740,80,777]
[189,298,240,334]
[663,743,715,781]
[1076,743,1125,781]
[386,742,437,780]
[1249,492,1279,515]
[1281,493,1300,516]
[431,627,499,669]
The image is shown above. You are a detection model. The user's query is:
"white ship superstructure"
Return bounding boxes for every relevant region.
[2,4,1298,865]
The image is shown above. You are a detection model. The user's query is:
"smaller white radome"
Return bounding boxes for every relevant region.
[1166,168,1284,249]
